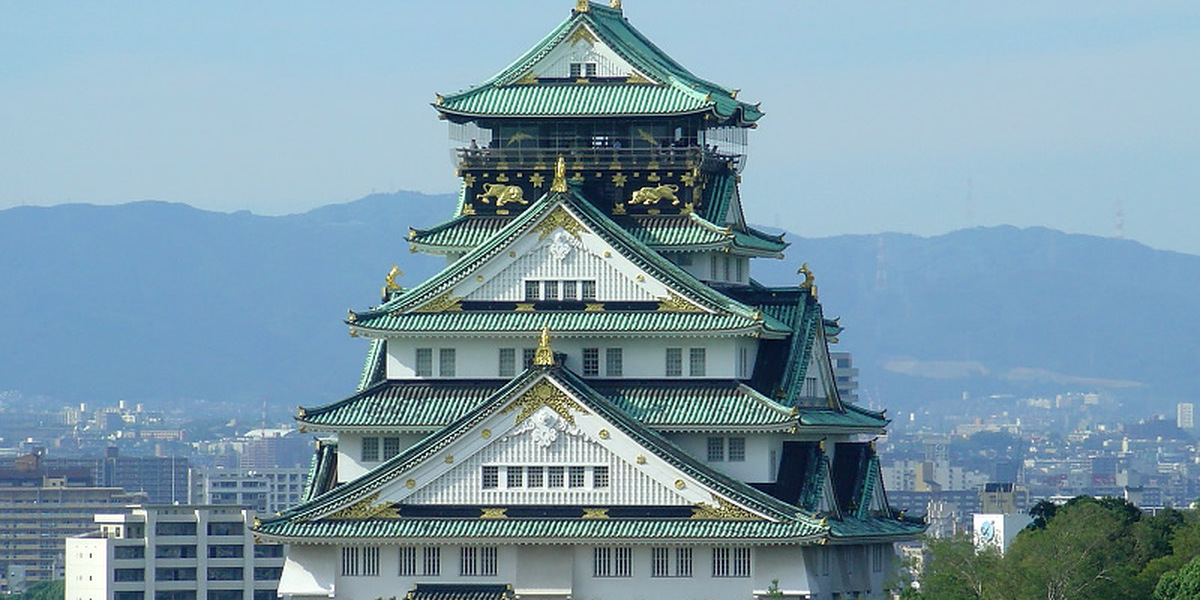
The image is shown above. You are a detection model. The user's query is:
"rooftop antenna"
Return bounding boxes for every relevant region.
[1115,200,1125,240]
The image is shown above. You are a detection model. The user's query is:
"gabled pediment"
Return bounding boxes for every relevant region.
[275,367,809,527]
[514,23,654,84]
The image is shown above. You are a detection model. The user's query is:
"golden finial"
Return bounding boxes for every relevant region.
[550,156,568,192]
[798,262,816,296]
[382,265,403,301]
[575,0,590,12]
[610,0,621,9]
[534,325,555,366]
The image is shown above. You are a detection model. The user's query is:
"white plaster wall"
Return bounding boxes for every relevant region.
[668,433,778,483]
[530,25,642,80]
[386,337,748,380]
[336,434,426,484]
[467,240,656,303]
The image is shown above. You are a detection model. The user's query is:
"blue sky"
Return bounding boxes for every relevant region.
[2,1,1198,254]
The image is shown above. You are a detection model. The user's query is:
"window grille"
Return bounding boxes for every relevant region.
[689,348,706,376]
[676,548,693,577]
[506,466,524,488]
[382,437,400,460]
[547,466,565,487]
[416,348,433,377]
[523,348,536,368]
[398,547,417,576]
[605,348,623,377]
[666,348,683,377]
[480,547,498,576]
[712,548,729,577]
[527,466,545,487]
[499,348,516,377]
[361,438,379,462]
[583,348,599,376]
[593,547,611,577]
[460,547,477,576]
[482,466,499,489]
[728,437,746,462]
[439,348,456,377]
[569,466,586,488]
[593,466,609,488]
[362,546,380,576]
[581,280,597,301]
[341,547,359,576]
[543,280,559,300]
[423,547,441,576]
[525,281,540,301]
[614,547,632,577]
[707,437,725,462]
[460,547,497,576]
[562,280,577,299]
[651,548,669,577]
[732,547,751,577]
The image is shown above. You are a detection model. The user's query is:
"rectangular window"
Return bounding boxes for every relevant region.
[728,437,746,462]
[581,280,597,301]
[707,437,725,462]
[115,593,144,600]
[114,569,144,582]
[506,466,524,488]
[253,592,274,600]
[155,568,197,582]
[154,522,196,536]
[732,547,751,577]
[569,466,586,488]
[724,256,731,281]
[583,348,600,376]
[593,466,609,488]
[424,547,441,576]
[207,522,243,536]
[206,592,241,600]
[689,348,706,376]
[439,348,456,377]
[676,547,693,577]
[570,63,583,79]
[383,437,401,460]
[499,348,516,377]
[710,255,719,279]
[712,548,729,577]
[399,547,417,576]
[525,280,540,301]
[341,547,359,576]
[155,545,197,558]
[666,348,683,377]
[739,347,749,379]
[482,466,500,489]
[207,567,243,581]
[254,545,284,558]
[594,547,611,577]
[585,62,597,77]
[362,546,380,576]
[562,280,577,300]
[614,547,632,577]
[543,280,559,301]
[712,548,750,577]
[527,466,545,487]
[651,548,669,578]
[605,348,623,377]
[208,545,243,558]
[460,547,495,576]
[114,546,145,559]
[735,258,744,282]
[416,348,433,376]
[522,348,536,368]
[361,437,380,462]
[872,544,886,573]
[547,466,565,488]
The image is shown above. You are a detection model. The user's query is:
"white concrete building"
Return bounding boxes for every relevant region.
[66,506,284,600]
[190,467,309,515]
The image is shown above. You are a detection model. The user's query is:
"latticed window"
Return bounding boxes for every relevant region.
[666,348,683,377]
[569,466,586,488]
[460,547,497,576]
[651,548,670,577]
[480,547,497,576]
[460,547,477,576]
[527,466,545,487]
[614,547,632,577]
[543,280,559,300]
[416,348,433,377]
[712,548,750,577]
[689,348,706,376]
[583,348,600,376]
[727,437,746,462]
[581,280,597,301]
[593,547,611,577]
[707,437,724,462]
[423,547,441,576]
[523,348,537,368]
[525,281,540,301]
[398,547,417,576]
[341,547,359,576]
[382,437,400,460]
[362,546,380,576]
[499,348,516,377]
[506,466,524,488]
[606,348,623,377]
[562,280,577,299]
[547,466,565,487]
[732,547,751,577]
[361,438,379,462]
[594,547,631,577]
[676,548,693,577]
[593,466,609,488]
[439,348,456,376]
[481,466,499,489]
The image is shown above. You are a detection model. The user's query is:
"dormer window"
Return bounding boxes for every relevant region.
[570,62,598,79]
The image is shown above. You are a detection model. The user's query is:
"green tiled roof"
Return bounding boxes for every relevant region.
[411,212,785,256]
[299,379,817,433]
[301,440,337,503]
[437,3,762,126]
[407,584,514,600]
[352,189,787,336]
[798,405,887,429]
[356,338,387,392]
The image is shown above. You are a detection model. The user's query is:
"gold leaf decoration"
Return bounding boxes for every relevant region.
[414,292,463,313]
[584,303,606,312]
[657,292,704,313]
[690,496,762,521]
[582,508,610,520]
[533,206,586,241]
[323,493,402,520]
[501,380,589,425]
[480,508,508,520]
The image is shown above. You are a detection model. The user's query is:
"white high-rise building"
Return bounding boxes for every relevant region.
[1177,403,1194,430]
[66,506,284,600]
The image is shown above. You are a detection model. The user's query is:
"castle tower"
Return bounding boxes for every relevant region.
[254,4,923,599]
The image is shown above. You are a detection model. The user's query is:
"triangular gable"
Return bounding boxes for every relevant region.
[515,23,654,83]
[271,366,813,527]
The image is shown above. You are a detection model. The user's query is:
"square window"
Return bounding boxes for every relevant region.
[665,348,682,377]
[499,348,516,377]
[581,281,597,301]
[569,466,586,488]
[416,348,433,377]
[583,348,600,376]
[544,281,559,300]
[525,281,540,301]
[728,437,745,462]
[361,437,380,462]
[547,466,565,487]
[562,281,577,300]
[527,466,545,487]
[689,348,706,376]
[439,348,456,377]
[570,63,583,79]
[523,348,536,368]
[605,348,623,377]
[593,466,609,488]
[481,466,499,489]
[383,437,400,460]
[585,62,597,77]
[707,437,724,462]
[506,466,524,488]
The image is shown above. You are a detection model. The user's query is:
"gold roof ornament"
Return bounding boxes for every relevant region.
[575,0,589,12]
[533,324,555,366]
[610,0,622,9]
[550,156,568,192]
[798,262,817,298]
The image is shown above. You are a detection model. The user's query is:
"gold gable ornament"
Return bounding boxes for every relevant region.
[691,496,762,521]
[502,380,589,425]
[533,325,555,366]
[550,156,568,192]
[322,493,401,520]
[798,262,817,299]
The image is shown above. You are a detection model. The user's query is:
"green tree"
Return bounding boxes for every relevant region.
[1155,554,1200,600]
[916,534,1003,600]
[1006,501,1137,600]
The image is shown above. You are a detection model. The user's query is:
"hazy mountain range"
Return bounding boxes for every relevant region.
[1,192,1195,418]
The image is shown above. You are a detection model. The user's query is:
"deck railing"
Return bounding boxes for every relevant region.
[455,146,744,173]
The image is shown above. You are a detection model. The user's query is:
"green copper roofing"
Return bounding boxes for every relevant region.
[301,440,338,503]
[356,338,387,392]
[411,211,785,257]
[701,170,739,224]
[352,189,787,336]
[407,584,514,600]
[436,3,762,126]
[298,379,820,433]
